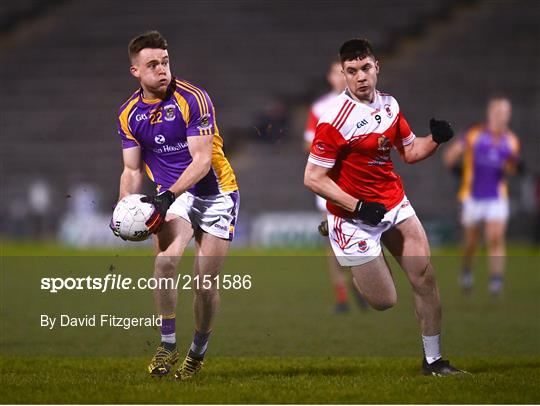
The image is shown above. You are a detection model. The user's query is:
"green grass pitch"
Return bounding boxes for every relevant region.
[1,242,539,403]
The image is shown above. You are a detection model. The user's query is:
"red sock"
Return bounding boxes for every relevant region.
[334,284,348,303]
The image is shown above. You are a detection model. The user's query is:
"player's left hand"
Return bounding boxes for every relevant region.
[430,118,454,144]
[140,190,176,234]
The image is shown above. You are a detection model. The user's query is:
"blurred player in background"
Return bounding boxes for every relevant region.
[304,59,368,313]
[112,31,239,380]
[444,95,519,295]
[304,39,465,375]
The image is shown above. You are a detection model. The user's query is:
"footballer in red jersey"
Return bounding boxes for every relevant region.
[304,38,465,376]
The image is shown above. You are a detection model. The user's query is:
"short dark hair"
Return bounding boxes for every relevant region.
[128,31,167,61]
[339,38,375,63]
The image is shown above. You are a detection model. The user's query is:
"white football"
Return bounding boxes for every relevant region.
[112,194,154,241]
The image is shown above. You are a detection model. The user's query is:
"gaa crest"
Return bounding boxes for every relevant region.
[384,104,393,118]
[358,240,368,253]
[377,136,390,151]
[164,104,176,121]
[197,113,212,130]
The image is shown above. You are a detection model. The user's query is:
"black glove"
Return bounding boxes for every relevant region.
[318,220,329,237]
[140,190,176,233]
[430,118,454,144]
[355,200,387,226]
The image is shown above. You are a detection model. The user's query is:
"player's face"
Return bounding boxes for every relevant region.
[130,48,171,97]
[342,57,379,103]
[327,62,346,93]
[486,98,512,131]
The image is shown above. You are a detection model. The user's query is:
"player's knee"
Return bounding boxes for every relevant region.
[155,252,179,276]
[371,300,395,311]
[194,273,218,296]
[371,293,397,311]
[486,234,504,250]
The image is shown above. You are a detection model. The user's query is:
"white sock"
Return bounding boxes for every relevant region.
[190,341,208,356]
[422,334,442,364]
[161,332,176,344]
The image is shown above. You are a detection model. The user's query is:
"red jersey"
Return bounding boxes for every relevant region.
[308,90,415,217]
[304,91,341,143]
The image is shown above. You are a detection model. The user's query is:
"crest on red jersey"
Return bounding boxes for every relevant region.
[315,141,326,152]
[377,136,390,151]
[384,104,393,118]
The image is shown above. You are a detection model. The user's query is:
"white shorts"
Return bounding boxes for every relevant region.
[167,190,240,240]
[461,197,508,226]
[315,195,327,212]
[328,196,416,267]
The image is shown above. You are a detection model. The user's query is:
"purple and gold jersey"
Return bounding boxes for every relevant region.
[117,78,238,196]
[459,125,519,201]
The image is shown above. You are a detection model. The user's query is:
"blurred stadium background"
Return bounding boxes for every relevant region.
[1,3,539,402]
[0,0,539,248]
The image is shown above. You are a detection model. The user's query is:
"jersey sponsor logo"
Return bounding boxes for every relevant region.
[197,113,212,130]
[152,141,188,154]
[154,134,166,145]
[356,119,369,128]
[135,114,148,121]
[384,104,393,118]
[164,104,176,121]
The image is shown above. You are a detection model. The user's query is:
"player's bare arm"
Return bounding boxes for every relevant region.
[304,162,386,226]
[168,134,213,197]
[505,132,521,174]
[398,119,454,164]
[304,162,357,212]
[398,136,438,164]
[110,146,144,238]
[118,146,144,200]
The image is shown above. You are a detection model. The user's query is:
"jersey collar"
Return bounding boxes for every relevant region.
[138,80,176,106]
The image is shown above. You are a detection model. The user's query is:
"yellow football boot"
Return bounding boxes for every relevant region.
[147,344,180,376]
[174,355,204,380]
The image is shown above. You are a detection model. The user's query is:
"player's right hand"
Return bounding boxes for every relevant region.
[355,200,387,226]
